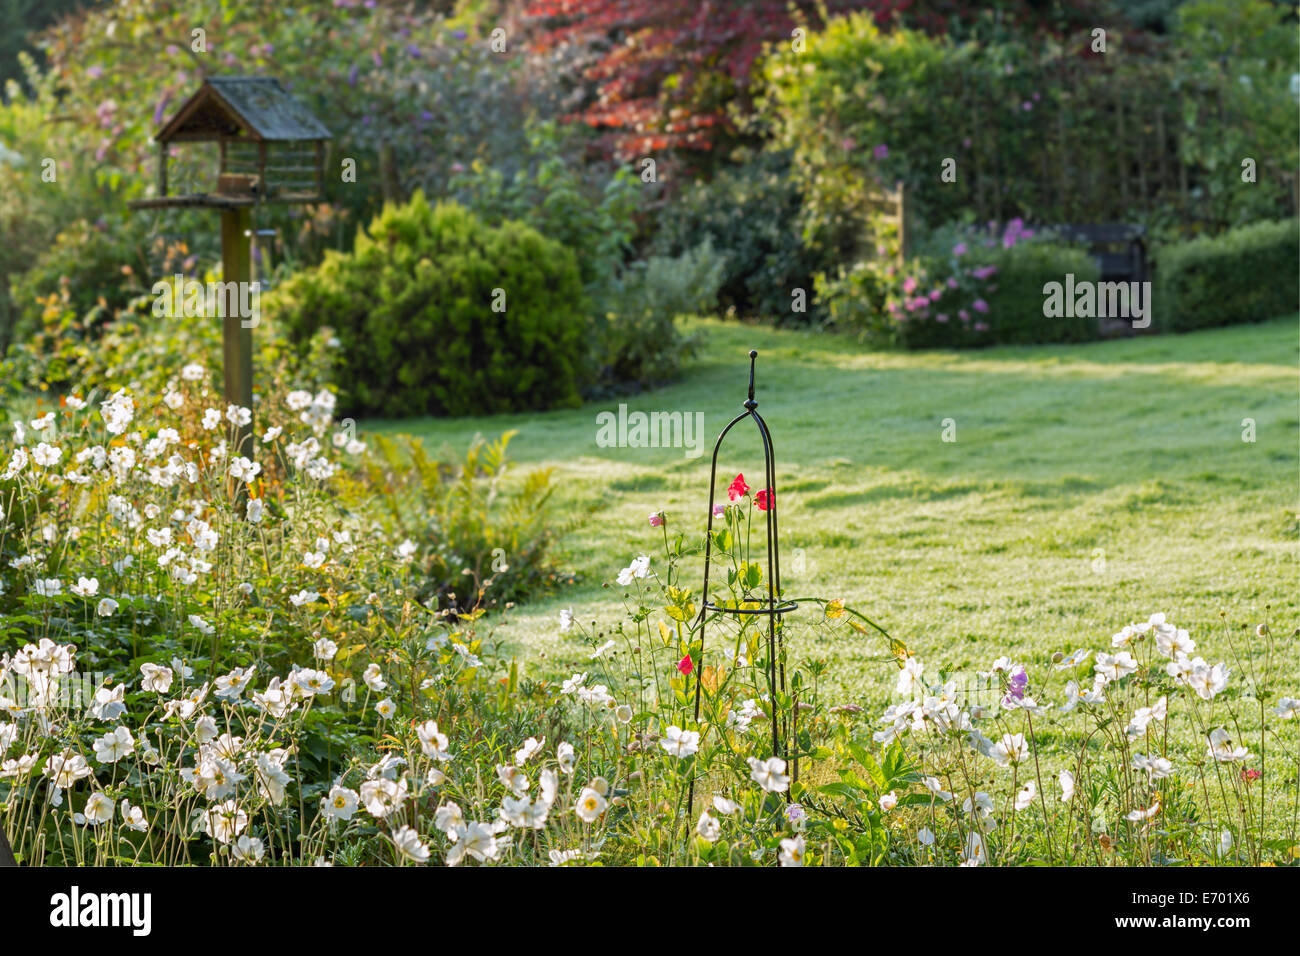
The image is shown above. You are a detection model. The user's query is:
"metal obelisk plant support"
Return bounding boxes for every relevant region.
[691,351,798,804]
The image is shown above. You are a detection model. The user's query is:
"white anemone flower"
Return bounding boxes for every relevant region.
[322,787,359,822]
[696,811,720,842]
[391,825,430,864]
[574,787,607,823]
[203,800,249,844]
[1014,781,1037,811]
[778,835,805,867]
[659,725,700,758]
[1206,728,1250,763]
[363,664,386,692]
[990,732,1029,767]
[92,726,134,764]
[1059,769,1075,802]
[747,756,790,793]
[77,792,115,826]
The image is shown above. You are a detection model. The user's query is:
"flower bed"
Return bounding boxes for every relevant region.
[2,390,1295,866]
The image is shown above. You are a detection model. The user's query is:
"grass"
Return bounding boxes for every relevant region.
[368,316,1299,710]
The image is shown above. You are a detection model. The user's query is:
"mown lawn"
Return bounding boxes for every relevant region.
[370,316,1299,709]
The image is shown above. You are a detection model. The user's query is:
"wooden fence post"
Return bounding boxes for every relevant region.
[896,184,909,261]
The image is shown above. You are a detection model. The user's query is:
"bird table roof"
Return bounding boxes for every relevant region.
[155,76,331,144]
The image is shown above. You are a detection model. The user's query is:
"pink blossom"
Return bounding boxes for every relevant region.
[973,299,989,313]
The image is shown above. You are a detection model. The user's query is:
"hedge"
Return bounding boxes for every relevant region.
[1156,219,1299,332]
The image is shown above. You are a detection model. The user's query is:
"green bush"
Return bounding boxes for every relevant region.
[818,222,1099,349]
[269,193,587,418]
[7,214,160,343]
[594,240,722,386]
[652,150,831,322]
[1157,219,1299,332]
[967,237,1100,347]
[1172,1,1300,228]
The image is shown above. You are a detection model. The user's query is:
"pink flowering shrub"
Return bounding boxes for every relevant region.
[817,220,1101,349]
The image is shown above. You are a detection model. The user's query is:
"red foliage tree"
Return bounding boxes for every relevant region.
[520,0,1104,162]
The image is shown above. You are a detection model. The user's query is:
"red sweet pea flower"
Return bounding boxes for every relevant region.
[755,488,774,511]
[727,474,750,501]
[678,655,693,676]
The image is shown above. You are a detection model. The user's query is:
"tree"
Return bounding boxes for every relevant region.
[519,0,1110,164]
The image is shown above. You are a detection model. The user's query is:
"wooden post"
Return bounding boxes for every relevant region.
[157,141,168,197]
[896,184,909,261]
[315,140,325,198]
[221,206,254,463]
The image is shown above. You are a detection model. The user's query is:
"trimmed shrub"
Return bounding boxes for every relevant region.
[967,239,1101,347]
[1156,219,1299,332]
[269,193,586,418]
[818,222,1100,349]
